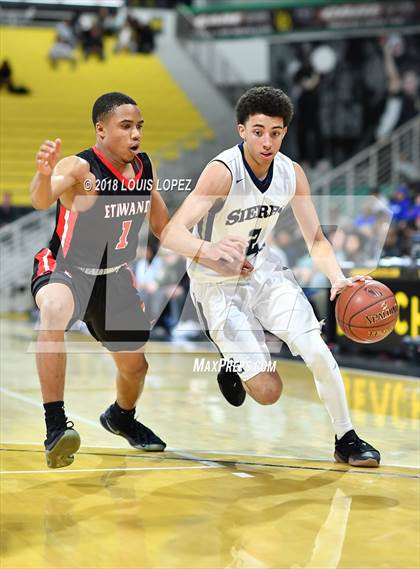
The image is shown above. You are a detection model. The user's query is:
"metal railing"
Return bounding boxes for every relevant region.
[0,208,55,312]
[310,115,420,222]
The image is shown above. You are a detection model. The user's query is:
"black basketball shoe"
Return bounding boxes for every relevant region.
[334,429,380,467]
[100,406,166,451]
[44,420,81,469]
[217,362,246,407]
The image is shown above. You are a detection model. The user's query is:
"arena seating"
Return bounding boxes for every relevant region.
[0,26,214,205]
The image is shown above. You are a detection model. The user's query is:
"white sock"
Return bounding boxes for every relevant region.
[290,330,353,439]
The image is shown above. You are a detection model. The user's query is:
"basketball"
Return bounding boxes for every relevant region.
[335,280,399,343]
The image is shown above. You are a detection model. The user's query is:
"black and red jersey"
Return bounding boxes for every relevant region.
[45,147,153,269]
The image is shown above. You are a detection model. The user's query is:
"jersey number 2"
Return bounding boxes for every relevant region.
[247,228,262,256]
[115,220,132,250]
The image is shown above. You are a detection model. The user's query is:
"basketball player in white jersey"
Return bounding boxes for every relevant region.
[162,86,380,467]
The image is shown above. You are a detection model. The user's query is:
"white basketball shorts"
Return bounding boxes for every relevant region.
[190,264,321,381]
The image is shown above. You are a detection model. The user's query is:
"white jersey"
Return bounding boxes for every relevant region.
[188,143,296,283]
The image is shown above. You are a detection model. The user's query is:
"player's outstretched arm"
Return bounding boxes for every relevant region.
[291,163,369,300]
[161,161,248,267]
[30,139,92,210]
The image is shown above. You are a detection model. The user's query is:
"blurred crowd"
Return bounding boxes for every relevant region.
[48,8,156,68]
[274,34,420,172]
[266,182,420,297]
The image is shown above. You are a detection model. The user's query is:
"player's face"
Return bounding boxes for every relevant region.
[237,114,286,167]
[97,104,144,163]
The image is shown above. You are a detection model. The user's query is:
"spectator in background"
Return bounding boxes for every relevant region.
[0,193,18,227]
[48,19,77,69]
[389,185,412,224]
[153,250,188,336]
[408,194,420,223]
[376,35,420,139]
[368,210,393,260]
[317,41,365,166]
[77,13,105,61]
[328,227,347,264]
[134,244,162,315]
[407,197,420,261]
[382,224,410,258]
[136,21,155,54]
[0,60,30,94]
[271,228,304,268]
[97,8,117,36]
[354,203,377,237]
[366,188,390,215]
[83,23,105,61]
[294,65,321,170]
[342,231,369,265]
[114,18,134,53]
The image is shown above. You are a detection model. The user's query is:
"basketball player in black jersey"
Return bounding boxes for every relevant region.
[30,92,168,468]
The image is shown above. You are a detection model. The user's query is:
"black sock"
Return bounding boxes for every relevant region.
[110,401,135,426]
[44,401,67,433]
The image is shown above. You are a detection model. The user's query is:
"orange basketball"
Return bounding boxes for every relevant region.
[335,280,399,343]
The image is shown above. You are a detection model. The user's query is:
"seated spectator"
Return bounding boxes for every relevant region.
[366,188,390,215]
[342,231,370,265]
[408,194,420,223]
[0,60,30,94]
[389,185,412,223]
[0,193,17,227]
[354,203,377,236]
[154,250,188,335]
[114,19,134,53]
[381,224,411,257]
[48,21,77,69]
[132,19,155,54]
[83,24,105,61]
[271,228,304,268]
[327,227,347,264]
[134,244,162,313]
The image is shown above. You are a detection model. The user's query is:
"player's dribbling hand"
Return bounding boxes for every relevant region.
[202,236,248,263]
[330,275,372,301]
[36,138,62,176]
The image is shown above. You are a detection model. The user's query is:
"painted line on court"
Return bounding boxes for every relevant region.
[233,472,254,478]
[172,450,225,469]
[0,386,103,429]
[0,465,222,475]
[1,446,418,480]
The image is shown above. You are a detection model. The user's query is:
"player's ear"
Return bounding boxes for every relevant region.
[96,121,105,140]
[237,124,245,140]
[282,126,288,139]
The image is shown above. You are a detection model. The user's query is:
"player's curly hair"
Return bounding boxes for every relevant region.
[92,92,137,125]
[236,86,294,126]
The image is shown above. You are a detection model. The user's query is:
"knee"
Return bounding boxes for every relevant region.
[118,357,148,380]
[304,347,336,378]
[246,372,283,405]
[39,297,73,328]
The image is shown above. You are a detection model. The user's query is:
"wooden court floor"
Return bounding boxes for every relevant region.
[1,320,419,569]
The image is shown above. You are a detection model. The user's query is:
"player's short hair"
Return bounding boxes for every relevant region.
[236,86,294,126]
[92,92,137,125]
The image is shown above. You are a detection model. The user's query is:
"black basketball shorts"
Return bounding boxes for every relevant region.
[31,249,150,351]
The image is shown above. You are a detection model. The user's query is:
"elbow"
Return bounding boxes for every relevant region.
[31,198,45,210]
[31,198,50,210]
[160,223,172,247]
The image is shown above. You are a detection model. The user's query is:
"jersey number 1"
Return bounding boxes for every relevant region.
[115,220,132,250]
